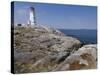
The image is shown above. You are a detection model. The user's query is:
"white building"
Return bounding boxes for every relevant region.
[28,7,36,26]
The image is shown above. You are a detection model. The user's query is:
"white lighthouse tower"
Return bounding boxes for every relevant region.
[28,7,36,26]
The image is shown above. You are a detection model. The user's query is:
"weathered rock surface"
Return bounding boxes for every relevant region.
[52,44,97,71]
[14,26,97,73]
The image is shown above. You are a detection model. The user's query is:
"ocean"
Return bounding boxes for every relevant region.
[59,29,97,44]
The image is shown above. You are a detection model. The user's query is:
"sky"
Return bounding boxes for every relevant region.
[13,1,97,29]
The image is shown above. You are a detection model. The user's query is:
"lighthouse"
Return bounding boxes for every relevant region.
[28,7,36,26]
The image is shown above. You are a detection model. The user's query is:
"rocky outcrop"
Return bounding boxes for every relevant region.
[14,26,97,73]
[52,44,97,71]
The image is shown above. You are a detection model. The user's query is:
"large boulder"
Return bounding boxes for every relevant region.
[53,44,97,71]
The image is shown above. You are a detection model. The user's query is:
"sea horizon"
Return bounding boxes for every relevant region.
[58,29,97,44]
